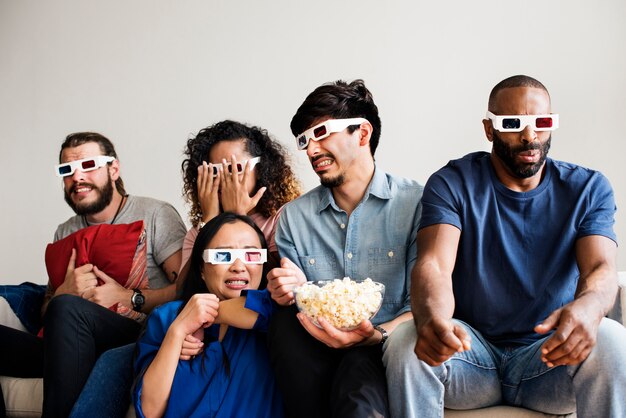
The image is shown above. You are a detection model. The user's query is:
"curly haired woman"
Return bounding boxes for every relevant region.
[179,120,301,278]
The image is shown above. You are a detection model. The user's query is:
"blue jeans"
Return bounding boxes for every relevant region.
[69,343,135,418]
[382,318,626,418]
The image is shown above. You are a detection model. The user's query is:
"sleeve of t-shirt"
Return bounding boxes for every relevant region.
[577,172,617,243]
[242,289,274,332]
[150,204,187,266]
[418,169,463,232]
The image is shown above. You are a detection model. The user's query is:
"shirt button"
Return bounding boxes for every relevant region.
[388,251,394,258]
[340,223,346,229]
[347,253,353,259]
[309,258,316,265]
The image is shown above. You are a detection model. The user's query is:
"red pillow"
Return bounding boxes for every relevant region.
[45,221,148,320]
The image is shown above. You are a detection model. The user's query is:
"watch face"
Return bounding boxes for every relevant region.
[132,291,145,310]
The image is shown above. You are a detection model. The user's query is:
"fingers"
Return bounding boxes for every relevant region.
[250,187,267,207]
[534,308,562,335]
[66,248,77,273]
[92,266,115,284]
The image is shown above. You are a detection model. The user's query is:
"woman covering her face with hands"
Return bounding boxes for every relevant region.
[133,213,284,418]
[179,120,301,280]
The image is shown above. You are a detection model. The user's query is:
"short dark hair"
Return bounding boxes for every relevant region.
[181,120,301,226]
[290,79,382,156]
[488,75,550,111]
[60,132,126,196]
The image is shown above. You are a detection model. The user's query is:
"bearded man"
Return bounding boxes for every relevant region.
[0,132,186,418]
[383,75,626,418]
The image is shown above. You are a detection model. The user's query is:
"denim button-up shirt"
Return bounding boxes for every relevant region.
[275,167,423,324]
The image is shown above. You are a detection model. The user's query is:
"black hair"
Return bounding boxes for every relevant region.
[488,75,550,111]
[178,212,268,376]
[290,79,382,156]
[181,120,301,226]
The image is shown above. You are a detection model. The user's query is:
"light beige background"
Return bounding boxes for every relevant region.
[1,0,625,284]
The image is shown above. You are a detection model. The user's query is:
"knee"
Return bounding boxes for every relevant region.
[44,294,89,324]
[382,321,417,368]
[585,318,626,371]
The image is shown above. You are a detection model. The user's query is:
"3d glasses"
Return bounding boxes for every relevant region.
[485,111,559,132]
[203,248,267,265]
[55,156,116,177]
[208,156,261,177]
[296,118,367,150]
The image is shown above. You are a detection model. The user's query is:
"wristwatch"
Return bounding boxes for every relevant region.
[131,288,145,312]
[374,325,388,345]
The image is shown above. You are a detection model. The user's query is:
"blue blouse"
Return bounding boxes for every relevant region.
[133,290,284,418]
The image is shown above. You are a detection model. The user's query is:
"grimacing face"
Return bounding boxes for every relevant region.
[304,119,361,189]
[201,220,264,301]
[61,142,115,216]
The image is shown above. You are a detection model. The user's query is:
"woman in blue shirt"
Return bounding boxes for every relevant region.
[133,212,284,418]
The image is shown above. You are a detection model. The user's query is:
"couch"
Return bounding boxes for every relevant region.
[2,273,626,418]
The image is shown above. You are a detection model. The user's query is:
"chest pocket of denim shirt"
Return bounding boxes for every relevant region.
[367,246,407,314]
[298,253,339,281]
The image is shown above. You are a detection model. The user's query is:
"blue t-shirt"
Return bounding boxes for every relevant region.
[276,167,423,324]
[133,290,283,418]
[420,152,617,345]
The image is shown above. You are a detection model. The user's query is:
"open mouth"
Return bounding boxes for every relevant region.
[312,158,334,172]
[225,279,249,289]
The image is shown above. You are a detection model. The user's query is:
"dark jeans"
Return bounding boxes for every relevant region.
[68,343,135,418]
[0,295,141,418]
[268,305,389,418]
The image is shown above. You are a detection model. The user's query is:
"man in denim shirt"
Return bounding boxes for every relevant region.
[266,79,423,418]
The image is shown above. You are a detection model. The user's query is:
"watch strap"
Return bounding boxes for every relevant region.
[374,325,388,345]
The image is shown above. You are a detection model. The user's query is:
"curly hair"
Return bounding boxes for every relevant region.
[181,120,301,226]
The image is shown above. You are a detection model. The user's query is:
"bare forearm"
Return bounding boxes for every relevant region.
[574,235,618,318]
[411,259,455,329]
[215,297,259,329]
[142,285,177,313]
[575,264,618,317]
[140,329,184,418]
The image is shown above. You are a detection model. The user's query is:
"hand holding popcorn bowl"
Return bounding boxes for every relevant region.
[293,277,385,330]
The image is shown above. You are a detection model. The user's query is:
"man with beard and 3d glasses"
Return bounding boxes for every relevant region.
[0,132,186,418]
[383,75,626,418]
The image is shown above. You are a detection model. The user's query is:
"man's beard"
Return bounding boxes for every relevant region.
[492,131,551,178]
[64,175,114,216]
[321,173,345,188]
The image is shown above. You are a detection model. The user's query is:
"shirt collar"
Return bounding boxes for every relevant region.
[316,166,392,213]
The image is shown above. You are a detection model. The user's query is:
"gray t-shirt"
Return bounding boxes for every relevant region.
[54,195,187,289]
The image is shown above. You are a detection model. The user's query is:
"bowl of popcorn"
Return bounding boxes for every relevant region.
[293,277,385,330]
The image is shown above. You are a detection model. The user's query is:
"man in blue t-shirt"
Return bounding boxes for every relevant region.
[383,75,626,418]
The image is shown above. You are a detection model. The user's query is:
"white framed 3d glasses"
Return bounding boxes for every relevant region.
[295,118,368,150]
[485,111,559,132]
[208,156,261,178]
[55,156,116,177]
[203,248,267,265]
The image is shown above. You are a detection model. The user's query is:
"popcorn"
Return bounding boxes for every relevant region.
[294,277,384,329]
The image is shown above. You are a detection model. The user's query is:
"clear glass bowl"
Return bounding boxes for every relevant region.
[293,278,385,330]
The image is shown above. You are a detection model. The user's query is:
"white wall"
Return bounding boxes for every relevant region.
[1,0,625,285]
